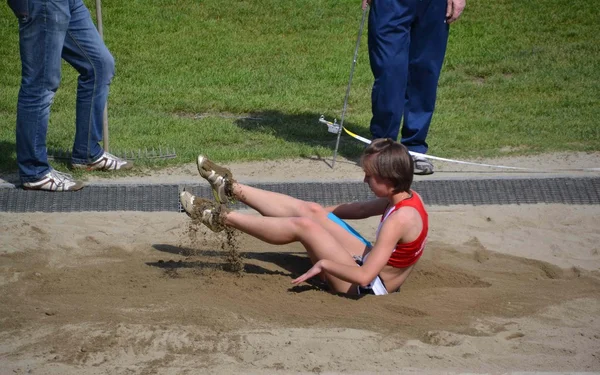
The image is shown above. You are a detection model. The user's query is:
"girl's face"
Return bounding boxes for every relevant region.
[363,171,392,198]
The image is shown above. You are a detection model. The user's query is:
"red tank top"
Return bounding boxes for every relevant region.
[376,191,428,268]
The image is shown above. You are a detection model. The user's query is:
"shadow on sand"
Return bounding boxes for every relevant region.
[149,243,355,296]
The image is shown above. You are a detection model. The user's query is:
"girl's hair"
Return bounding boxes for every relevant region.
[360,138,414,193]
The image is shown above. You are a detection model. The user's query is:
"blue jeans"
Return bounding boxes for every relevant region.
[10,0,115,182]
[368,0,449,154]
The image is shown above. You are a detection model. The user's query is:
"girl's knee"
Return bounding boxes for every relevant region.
[289,216,319,234]
[301,201,327,218]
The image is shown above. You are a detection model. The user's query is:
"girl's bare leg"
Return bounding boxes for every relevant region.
[232,182,313,217]
[224,211,363,294]
[232,183,370,259]
[197,154,317,218]
[180,191,370,293]
[195,155,370,259]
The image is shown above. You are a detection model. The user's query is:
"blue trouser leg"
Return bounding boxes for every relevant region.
[368,0,417,142]
[401,0,449,154]
[14,0,114,182]
[64,0,114,164]
[15,0,67,182]
[368,0,449,153]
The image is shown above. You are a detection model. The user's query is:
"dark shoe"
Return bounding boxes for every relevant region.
[413,155,434,175]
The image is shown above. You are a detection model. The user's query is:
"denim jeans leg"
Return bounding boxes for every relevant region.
[63,0,115,164]
[15,0,70,183]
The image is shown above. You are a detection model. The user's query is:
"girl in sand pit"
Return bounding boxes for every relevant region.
[180,138,428,296]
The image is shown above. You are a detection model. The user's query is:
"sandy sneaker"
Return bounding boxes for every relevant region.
[179,191,229,232]
[72,151,133,171]
[412,155,434,175]
[22,169,84,192]
[196,155,235,204]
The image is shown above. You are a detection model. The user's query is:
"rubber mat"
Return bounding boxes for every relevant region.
[0,177,599,213]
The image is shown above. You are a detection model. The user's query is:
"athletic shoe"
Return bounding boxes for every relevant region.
[412,155,434,175]
[179,191,229,232]
[22,169,84,192]
[72,151,133,171]
[196,155,235,204]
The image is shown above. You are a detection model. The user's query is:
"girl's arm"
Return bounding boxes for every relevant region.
[326,198,389,220]
[292,213,408,287]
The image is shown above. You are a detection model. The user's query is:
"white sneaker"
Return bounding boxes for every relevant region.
[179,191,228,232]
[412,155,434,175]
[72,151,133,171]
[196,155,235,204]
[22,169,84,192]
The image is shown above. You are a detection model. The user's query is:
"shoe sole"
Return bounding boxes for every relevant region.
[414,169,434,176]
[23,185,84,192]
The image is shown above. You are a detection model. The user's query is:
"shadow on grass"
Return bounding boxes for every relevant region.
[232,110,368,165]
[0,140,19,185]
[0,140,75,186]
[149,243,330,294]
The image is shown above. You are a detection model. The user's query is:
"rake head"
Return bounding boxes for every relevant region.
[47,147,177,161]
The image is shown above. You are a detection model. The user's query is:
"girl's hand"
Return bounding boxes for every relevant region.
[292,261,324,285]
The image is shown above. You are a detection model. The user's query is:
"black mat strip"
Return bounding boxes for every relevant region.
[0,177,598,213]
[0,185,179,213]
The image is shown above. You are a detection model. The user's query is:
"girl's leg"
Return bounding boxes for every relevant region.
[231,182,316,218]
[224,211,362,294]
[194,155,373,257]
[180,192,371,293]
[181,185,370,260]
[197,155,327,218]
[230,183,371,260]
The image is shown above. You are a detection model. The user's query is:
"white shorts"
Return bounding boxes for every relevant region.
[327,213,388,296]
[353,254,388,296]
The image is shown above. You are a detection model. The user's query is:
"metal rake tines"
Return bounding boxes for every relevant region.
[46,147,177,161]
[118,147,178,160]
[46,147,72,161]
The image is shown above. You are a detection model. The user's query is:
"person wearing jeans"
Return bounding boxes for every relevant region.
[364,0,465,175]
[7,0,132,192]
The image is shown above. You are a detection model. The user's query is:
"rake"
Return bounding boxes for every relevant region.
[48,0,176,162]
[47,147,177,162]
[319,6,368,169]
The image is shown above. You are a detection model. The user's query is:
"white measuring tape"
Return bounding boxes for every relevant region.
[320,117,600,172]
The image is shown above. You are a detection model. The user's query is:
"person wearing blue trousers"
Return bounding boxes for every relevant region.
[364,0,465,175]
[7,0,132,192]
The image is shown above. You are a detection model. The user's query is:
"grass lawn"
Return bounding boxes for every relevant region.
[0,0,598,174]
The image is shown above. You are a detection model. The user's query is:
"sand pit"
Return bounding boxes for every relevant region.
[1,204,599,374]
[1,154,600,374]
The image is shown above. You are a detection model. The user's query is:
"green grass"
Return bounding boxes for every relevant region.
[1,0,598,173]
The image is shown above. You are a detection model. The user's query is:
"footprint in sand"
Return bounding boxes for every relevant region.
[504,332,525,340]
[422,331,464,347]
